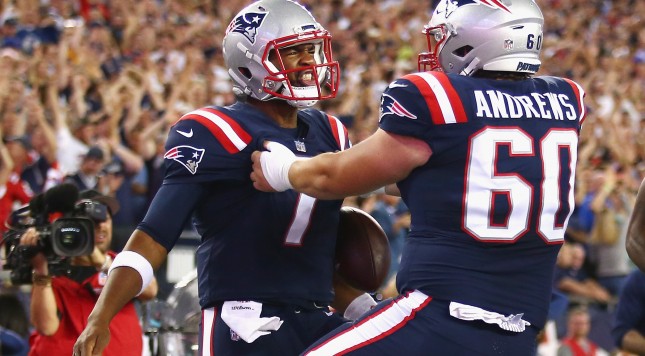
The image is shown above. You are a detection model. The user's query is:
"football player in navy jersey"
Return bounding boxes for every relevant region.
[252,0,586,354]
[73,1,377,355]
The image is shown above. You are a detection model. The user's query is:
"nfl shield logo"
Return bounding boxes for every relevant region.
[295,140,306,152]
[504,39,514,50]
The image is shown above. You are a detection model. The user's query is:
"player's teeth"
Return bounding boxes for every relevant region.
[302,73,313,80]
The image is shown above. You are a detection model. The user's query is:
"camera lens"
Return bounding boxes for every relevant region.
[51,218,95,257]
[58,228,83,250]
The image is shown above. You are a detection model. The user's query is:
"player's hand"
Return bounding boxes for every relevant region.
[73,321,111,356]
[251,141,296,192]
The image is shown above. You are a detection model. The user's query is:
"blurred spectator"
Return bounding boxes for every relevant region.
[558,306,609,356]
[20,94,62,194]
[367,193,409,280]
[62,146,104,191]
[0,293,30,356]
[586,166,635,296]
[0,135,32,233]
[553,242,613,306]
[1,16,21,49]
[4,135,32,173]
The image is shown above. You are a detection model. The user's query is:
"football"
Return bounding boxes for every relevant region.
[335,206,391,292]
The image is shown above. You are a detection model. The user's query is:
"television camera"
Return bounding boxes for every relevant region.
[1,184,108,284]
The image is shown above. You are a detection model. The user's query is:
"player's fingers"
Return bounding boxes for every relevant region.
[251,150,262,165]
[251,152,264,178]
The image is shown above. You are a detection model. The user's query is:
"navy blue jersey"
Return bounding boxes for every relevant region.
[139,101,350,308]
[379,72,585,329]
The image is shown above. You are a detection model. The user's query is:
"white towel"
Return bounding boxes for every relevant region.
[449,302,531,333]
[220,301,284,343]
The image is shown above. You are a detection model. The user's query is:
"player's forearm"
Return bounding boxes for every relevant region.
[288,131,427,199]
[621,330,645,354]
[87,267,145,327]
[88,230,167,326]
[289,152,380,200]
[627,179,645,271]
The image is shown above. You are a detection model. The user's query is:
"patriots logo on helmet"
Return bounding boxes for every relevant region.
[228,12,268,44]
[164,145,205,175]
[379,94,417,121]
[437,0,511,18]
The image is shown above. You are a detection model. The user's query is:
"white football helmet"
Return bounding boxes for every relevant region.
[419,0,544,76]
[222,0,339,108]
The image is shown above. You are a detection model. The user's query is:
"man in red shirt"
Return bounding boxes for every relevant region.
[20,189,157,356]
[558,307,607,356]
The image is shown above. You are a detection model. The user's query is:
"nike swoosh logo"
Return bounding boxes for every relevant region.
[388,82,408,89]
[177,129,193,138]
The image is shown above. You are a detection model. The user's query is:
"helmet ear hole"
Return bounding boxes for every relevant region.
[238,67,252,79]
[453,45,473,58]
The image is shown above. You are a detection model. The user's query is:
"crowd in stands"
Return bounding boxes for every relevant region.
[0,0,642,354]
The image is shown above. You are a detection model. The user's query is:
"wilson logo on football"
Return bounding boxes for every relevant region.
[164,145,205,175]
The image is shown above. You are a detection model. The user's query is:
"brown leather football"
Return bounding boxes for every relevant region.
[335,206,391,292]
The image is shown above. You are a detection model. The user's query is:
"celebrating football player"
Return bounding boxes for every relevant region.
[73,1,377,355]
[252,0,585,354]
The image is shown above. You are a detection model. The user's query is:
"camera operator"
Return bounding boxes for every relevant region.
[20,189,157,356]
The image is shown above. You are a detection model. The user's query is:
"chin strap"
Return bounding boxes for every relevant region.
[283,85,320,108]
[460,57,481,76]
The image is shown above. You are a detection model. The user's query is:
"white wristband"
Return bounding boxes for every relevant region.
[108,251,153,296]
[343,293,377,321]
[260,142,296,192]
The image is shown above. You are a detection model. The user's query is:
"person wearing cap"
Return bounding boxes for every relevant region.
[62,146,105,191]
[0,16,21,50]
[20,189,157,356]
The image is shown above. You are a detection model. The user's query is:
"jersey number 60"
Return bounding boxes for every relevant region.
[463,127,578,244]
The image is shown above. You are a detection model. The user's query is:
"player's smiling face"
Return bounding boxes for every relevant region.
[271,43,318,87]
